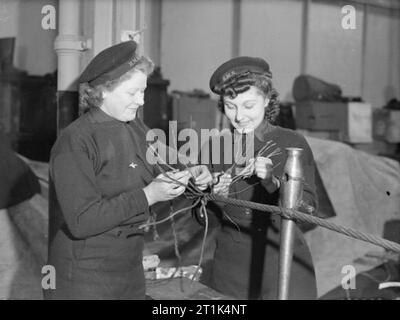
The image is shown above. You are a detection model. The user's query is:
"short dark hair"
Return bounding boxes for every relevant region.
[217,72,280,123]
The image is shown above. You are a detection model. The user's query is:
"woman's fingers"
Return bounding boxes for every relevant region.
[213,184,229,196]
[194,167,213,185]
[212,172,222,184]
[163,184,185,200]
[218,173,232,185]
[212,172,232,195]
[212,172,231,184]
[168,170,190,180]
[196,184,208,191]
[187,165,201,177]
[238,158,255,177]
[255,156,273,167]
[169,185,186,196]
[254,157,273,179]
[158,170,191,186]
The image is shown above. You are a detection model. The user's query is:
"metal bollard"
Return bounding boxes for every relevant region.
[277,148,304,300]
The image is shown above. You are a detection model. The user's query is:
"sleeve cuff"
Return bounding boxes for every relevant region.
[261,175,280,194]
[127,188,149,217]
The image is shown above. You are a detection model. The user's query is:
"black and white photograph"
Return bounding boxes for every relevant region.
[0,0,400,305]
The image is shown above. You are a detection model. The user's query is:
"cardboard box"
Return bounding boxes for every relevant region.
[387,111,400,143]
[373,109,388,140]
[373,109,400,143]
[347,102,373,143]
[295,101,372,143]
[295,101,346,131]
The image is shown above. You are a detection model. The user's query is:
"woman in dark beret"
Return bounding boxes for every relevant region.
[45,41,212,300]
[198,56,318,300]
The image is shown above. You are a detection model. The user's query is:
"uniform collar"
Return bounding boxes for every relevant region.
[88,107,133,125]
[88,107,118,123]
[254,120,276,141]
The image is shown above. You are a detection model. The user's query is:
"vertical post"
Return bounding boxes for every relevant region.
[54,0,90,133]
[278,148,304,300]
[50,0,89,251]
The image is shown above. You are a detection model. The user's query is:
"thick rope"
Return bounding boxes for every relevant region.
[207,194,400,254]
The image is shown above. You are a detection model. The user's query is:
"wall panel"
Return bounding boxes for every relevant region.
[240,0,303,100]
[1,0,58,75]
[307,1,364,98]
[160,0,233,93]
[364,6,397,108]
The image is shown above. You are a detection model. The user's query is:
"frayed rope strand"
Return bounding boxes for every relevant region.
[138,198,201,230]
[191,199,209,285]
[169,201,183,280]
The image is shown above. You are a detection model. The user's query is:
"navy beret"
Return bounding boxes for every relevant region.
[209,56,272,94]
[79,41,139,86]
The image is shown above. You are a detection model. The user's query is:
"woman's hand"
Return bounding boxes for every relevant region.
[212,172,232,197]
[254,157,280,193]
[254,156,273,181]
[187,165,213,190]
[143,170,191,206]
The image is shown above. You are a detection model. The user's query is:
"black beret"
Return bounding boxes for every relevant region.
[209,56,272,94]
[79,41,139,86]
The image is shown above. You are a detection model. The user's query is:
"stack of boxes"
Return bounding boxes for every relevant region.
[295,101,373,144]
[373,109,400,144]
[295,99,400,156]
[292,75,399,156]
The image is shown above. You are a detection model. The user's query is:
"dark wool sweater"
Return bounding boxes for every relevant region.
[46,107,157,299]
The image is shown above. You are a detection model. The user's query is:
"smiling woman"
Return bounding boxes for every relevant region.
[223,86,269,133]
[45,41,212,300]
[78,54,153,118]
[195,56,319,300]
[100,71,147,122]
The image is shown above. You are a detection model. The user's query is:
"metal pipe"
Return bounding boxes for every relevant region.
[54,0,91,133]
[277,147,304,300]
[54,0,83,92]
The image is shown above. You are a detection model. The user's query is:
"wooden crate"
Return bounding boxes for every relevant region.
[295,101,372,143]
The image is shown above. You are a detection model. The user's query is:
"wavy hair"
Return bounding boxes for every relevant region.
[79,55,154,114]
[217,71,280,124]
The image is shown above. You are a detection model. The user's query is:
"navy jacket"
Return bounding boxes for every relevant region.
[46,108,157,299]
[197,123,319,300]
